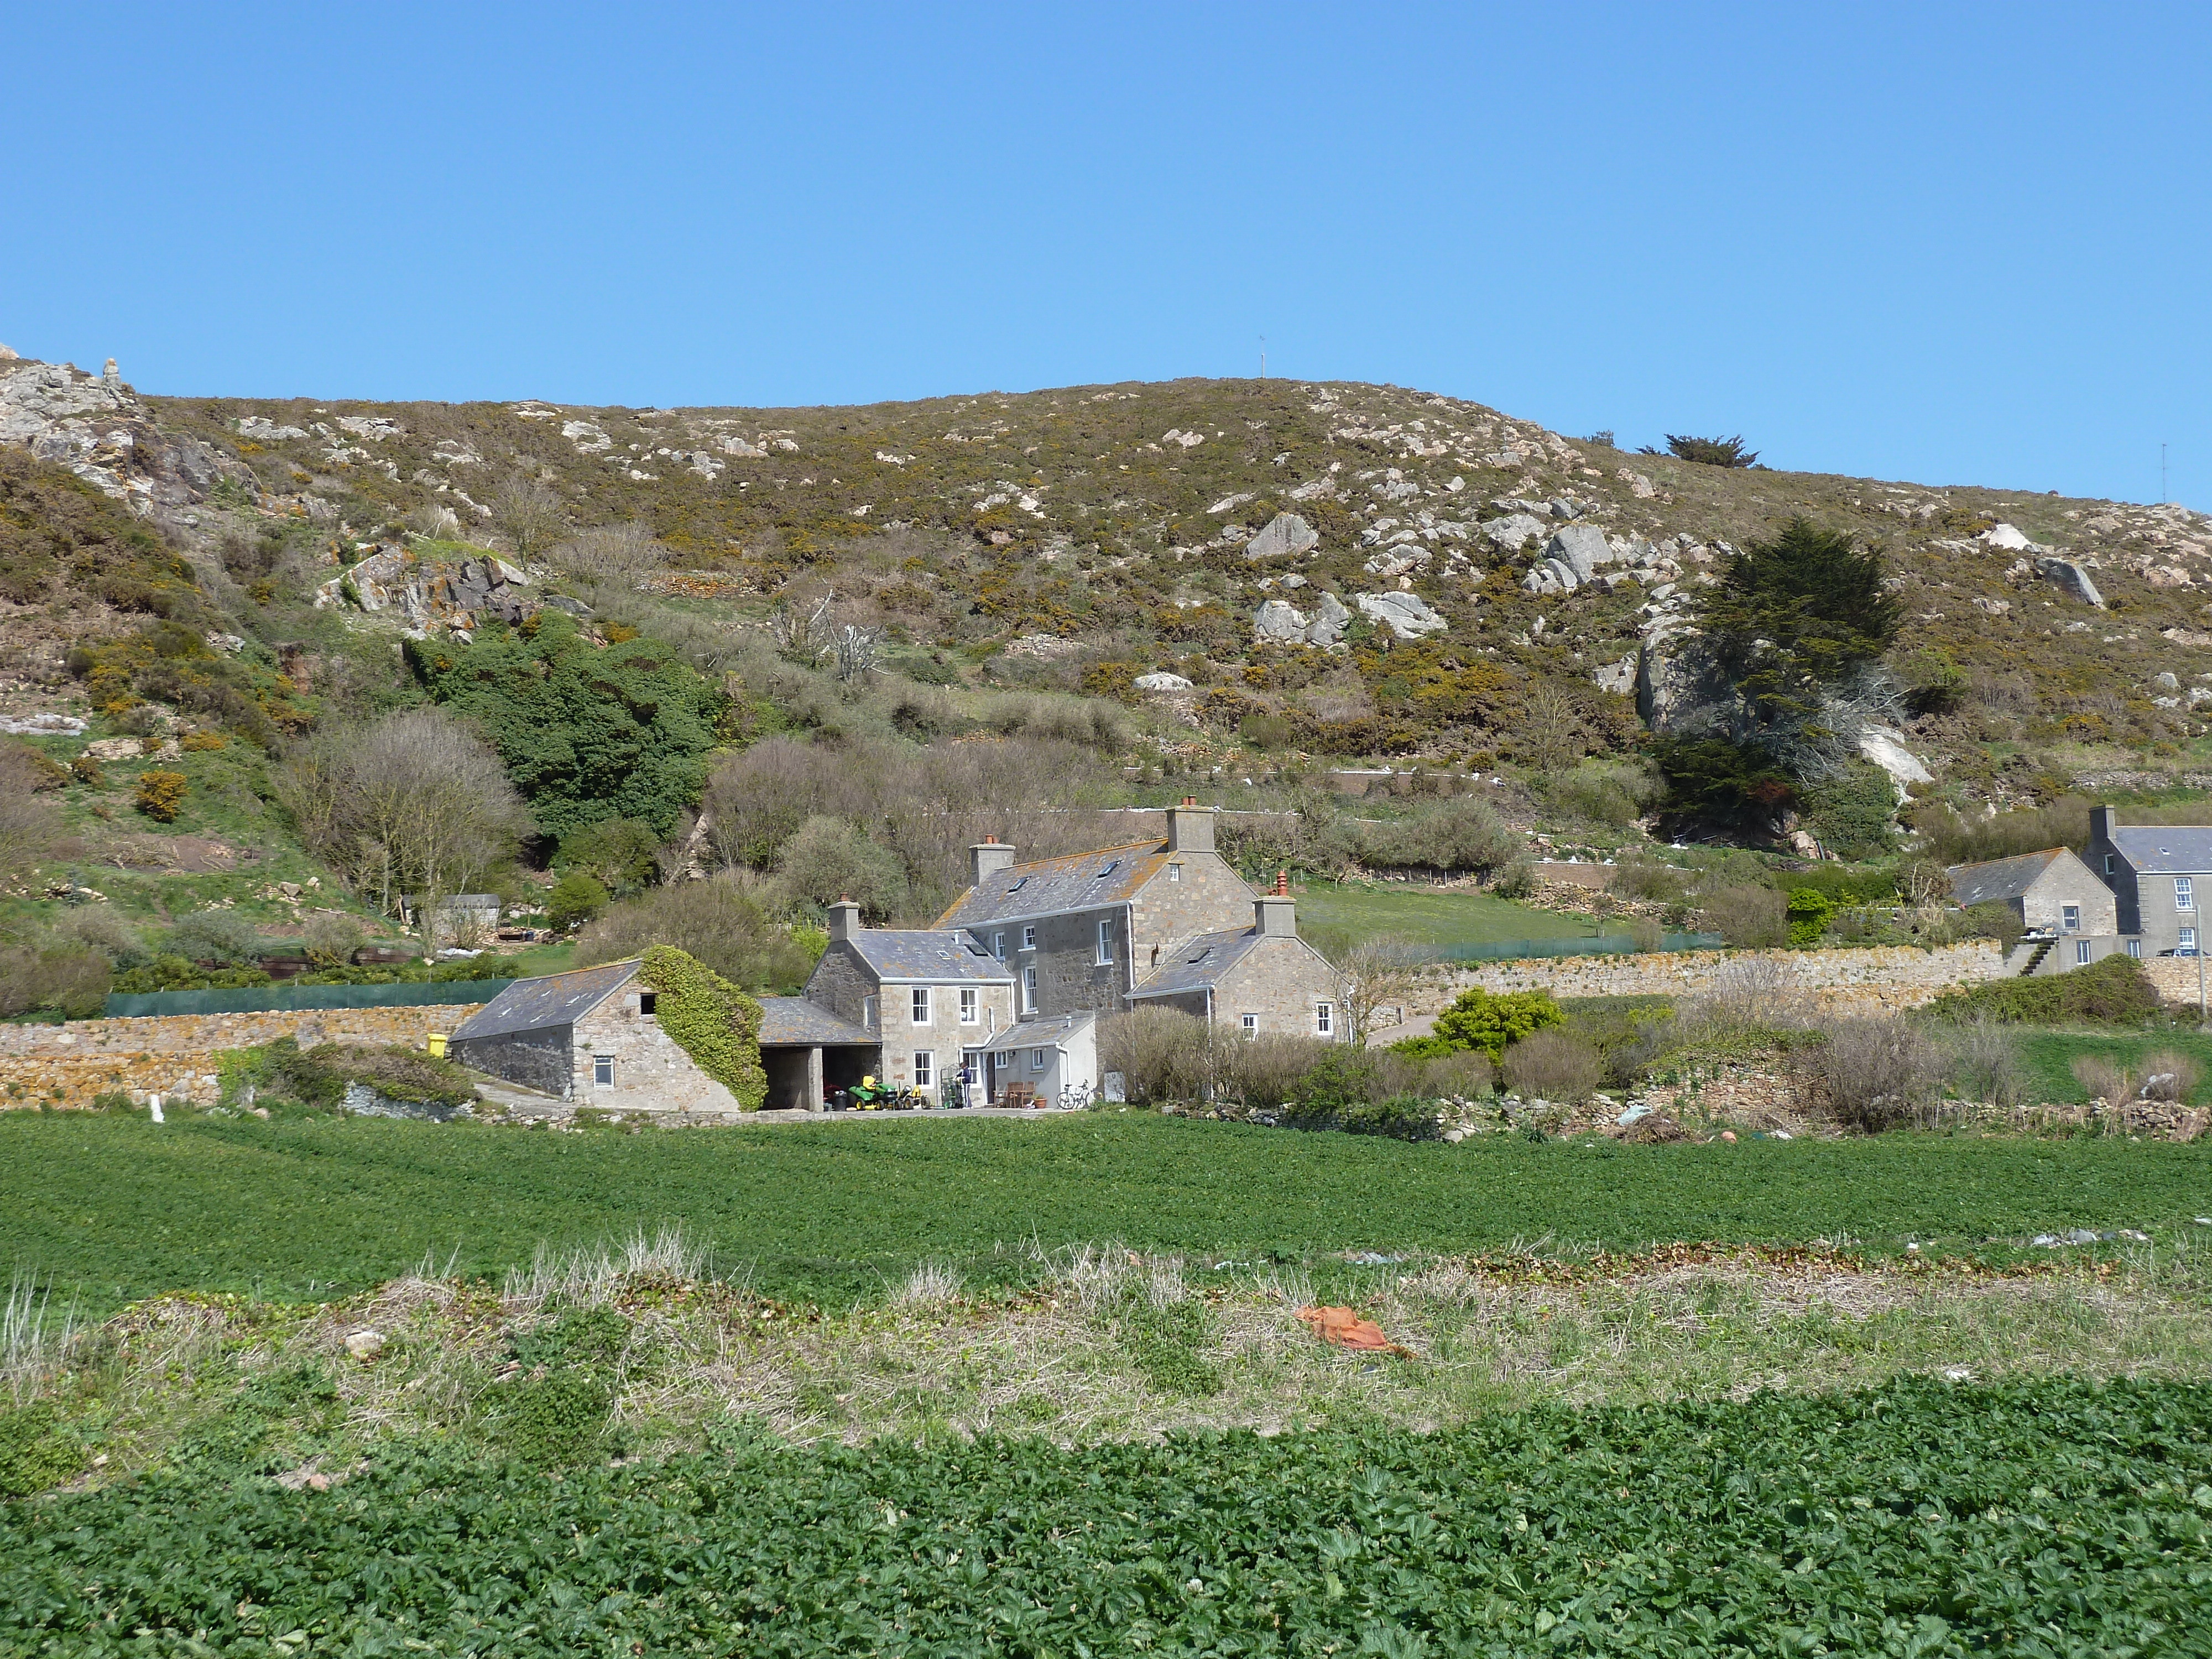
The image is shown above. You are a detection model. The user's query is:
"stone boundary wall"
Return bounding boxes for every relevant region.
[2145,957,2212,1008]
[0,1004,483,1112]
[1391,943,2007,1028]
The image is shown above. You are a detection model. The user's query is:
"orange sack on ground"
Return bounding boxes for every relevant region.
[1295,1305,1411,1356]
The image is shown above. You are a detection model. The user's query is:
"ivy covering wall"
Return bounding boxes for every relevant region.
[640,945,765,1110]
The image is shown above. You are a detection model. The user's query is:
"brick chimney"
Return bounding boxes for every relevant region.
[1254,869,1296,936]
[827,895,862,941]
[1166,796,1216,854]
[970,834,1017,886]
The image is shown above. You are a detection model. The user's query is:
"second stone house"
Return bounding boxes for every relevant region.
[1947,846,2124,974]
[801,901,1021,1099]
[933,800,1348,1040]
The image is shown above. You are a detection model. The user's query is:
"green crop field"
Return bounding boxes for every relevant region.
[2016,1029,2212,1107]
[5,1379,2208,1655]
[1292,881,1600,949]
[4,1113,2209,1312]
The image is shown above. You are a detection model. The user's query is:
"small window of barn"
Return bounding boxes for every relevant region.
[638,992,658,1016]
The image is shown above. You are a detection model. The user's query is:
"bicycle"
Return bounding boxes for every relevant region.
[1055,1084,1094,1112]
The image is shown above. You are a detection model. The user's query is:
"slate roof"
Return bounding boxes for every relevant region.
[1130,927,1265,997]
[757,996,876,1047]
[450,960,638,1042]
[844,931,1016,983]
[2110,827,2212,874]
[974,1010,1097,1050]
[1947,849,2070,909]
[933,841,1171,929]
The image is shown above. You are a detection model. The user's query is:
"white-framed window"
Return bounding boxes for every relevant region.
[1168,863,1183,883]
[1031,1047,1048,1071]
[593,1054,614,1087]
[1240,1012,1259,1037]
[2128,938,2144,958]
[1097,920,1114,964]
[959,988,978,1024]
[2183,926,2199,952]
[1022,966,1037,1011]
[1022,924,1036,950]
[2063,904,2081,932]
[2075,940,2093,965]
[992,932,1005,960]
[911,986,931,1024]
[995,1050,1013,1069]
[2178,877,2195,911]
[912,1051,934,1088]
[1315,1001,1334,1036]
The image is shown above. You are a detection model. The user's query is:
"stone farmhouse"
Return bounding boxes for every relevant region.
[2086,807,2212,958]
[1947,805,2212,974]
[1946,847,2124,975]
[449,959,750,1114]
[933,800,1347,1042]
[442,800,1345,1115]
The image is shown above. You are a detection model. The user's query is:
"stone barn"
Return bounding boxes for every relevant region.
[757,996,879,1110]
[447,959,749,1116]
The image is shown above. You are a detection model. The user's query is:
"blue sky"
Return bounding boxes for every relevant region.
[6,3,2206,506]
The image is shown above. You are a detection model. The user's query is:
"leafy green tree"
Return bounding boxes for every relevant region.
[1640,434,1759,467]
[1427,987,1565,1059]
[1701,517,1901,731]
[408,610,723,840]
[546,870,612,932]
[557,817,661,896]
[1650,737,1797,830]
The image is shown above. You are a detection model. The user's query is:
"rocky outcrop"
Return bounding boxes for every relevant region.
[1858,725,1936,797]
[316,547,538,639]
[1305,591,1351,645]
[0,357,249,520]
[1254,598,1308,643]
[1357,590,1447,638]
[2036,556,2105,608]
[1242,512,1319,560]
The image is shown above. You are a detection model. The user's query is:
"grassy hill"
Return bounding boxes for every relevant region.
[8,355,2212,1011]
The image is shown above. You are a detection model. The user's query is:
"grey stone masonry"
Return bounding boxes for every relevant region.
[571,987,747,1114]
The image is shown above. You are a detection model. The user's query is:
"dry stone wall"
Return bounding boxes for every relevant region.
[1397,943,2006,1026]
[0,1004,483,1111]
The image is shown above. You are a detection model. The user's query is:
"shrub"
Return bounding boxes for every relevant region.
[1950,1019,2028,1108]
[1801,762,1899,860]
[1538,762,1657,829]
[1355,796,1520,876]
[556,817,662,896]
[1786,888,1834,947]
[1100,1006,1214,1105]
[1499,1029,1604,1102]
[164,909,265,966]
[134,769,187,822]
[1795,1015,1945,1131]
[1701,884,1787,947]
[301,912,366,967]
[1652,738,1797,831]
[1428,987,1565,1059]
[775,815,908,920]
[575,879,821,992]
[1645,434,1758,468]
[1925,953,2163,1026]
[2070,1054,2132,1107]
[640,945,766,1109]
[1218,1031,1332,1107]
[546,870,613,933]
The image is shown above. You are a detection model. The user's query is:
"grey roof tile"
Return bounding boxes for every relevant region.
[450,960,638,1042]
[2111,827,2212,874]
[974,1011,1097,1049]
[1130,927,1263,997]
[757,996,877,1046]
[846,931,1016,983]
[1947,849,2066,908]
[935,841,1171,928]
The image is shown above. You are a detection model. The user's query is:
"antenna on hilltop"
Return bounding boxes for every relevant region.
[2162,442,2169,504]
[1260,336,1266,379]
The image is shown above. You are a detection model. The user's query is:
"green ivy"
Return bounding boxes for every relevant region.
[641,945,765,1110]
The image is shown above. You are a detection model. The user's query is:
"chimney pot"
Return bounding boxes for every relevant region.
[971,838,1018,885]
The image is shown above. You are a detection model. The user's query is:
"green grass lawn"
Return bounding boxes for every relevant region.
[1293,880,1596,948]
[4,1112,2206,1313]
[2017,1027,2212,1105]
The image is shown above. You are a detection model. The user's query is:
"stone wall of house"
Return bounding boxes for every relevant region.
[1389,943,2006,1027]
[1129,853,1264,965]
[2023,863,2118,936]
[570,995,745,1116]
[1022,904,1133,1020]
[1218,936,1348,1039]
[878,980,1018,1093]
[2146,956,2212,1006]
[0,1004,483,1110]
[802,946,876,1029]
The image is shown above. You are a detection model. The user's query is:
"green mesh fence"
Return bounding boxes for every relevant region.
[1425,932,1725,964]
[104,979,516,1019]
